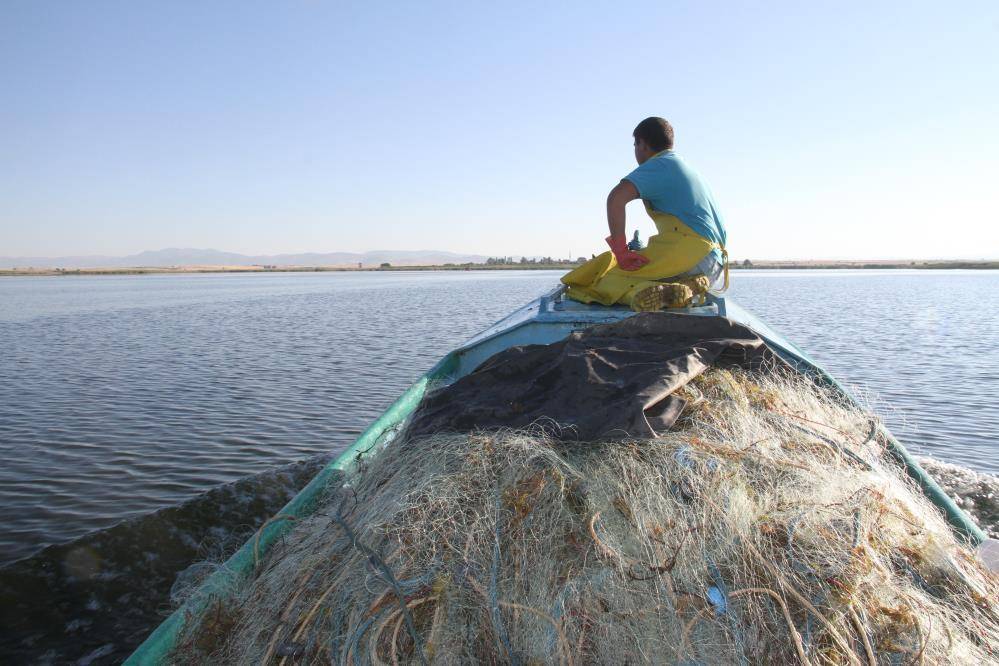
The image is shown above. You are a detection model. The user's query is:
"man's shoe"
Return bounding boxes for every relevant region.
[630,282,693,312]
[677,274,710,296]
[675,274,711,305]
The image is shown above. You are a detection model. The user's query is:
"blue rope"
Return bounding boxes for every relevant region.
[397,564,441,595]
[341,615,375,666]
[331,492,428,666]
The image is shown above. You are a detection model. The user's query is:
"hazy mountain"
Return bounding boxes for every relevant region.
[0,248,493,269]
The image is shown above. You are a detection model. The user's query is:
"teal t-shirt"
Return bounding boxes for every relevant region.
[623,151,727,257]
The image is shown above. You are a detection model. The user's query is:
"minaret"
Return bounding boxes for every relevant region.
[628,230,643,251]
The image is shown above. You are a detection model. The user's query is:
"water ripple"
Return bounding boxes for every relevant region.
[0,269,997,664]
[0,271,560,564]
[728,270,999,475]
[1,270,998,566]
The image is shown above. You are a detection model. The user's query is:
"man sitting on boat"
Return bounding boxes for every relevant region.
[561,117,729,311]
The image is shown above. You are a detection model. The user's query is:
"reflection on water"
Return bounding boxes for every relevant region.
[0,269,997,663]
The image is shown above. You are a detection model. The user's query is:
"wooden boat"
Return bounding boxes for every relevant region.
[125,285,985,664]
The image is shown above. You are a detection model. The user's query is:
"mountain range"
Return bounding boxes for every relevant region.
[0,248,493,269]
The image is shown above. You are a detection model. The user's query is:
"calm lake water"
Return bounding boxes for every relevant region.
[1,269,997,662]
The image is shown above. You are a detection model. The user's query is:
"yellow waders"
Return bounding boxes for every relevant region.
[561,204,727,308]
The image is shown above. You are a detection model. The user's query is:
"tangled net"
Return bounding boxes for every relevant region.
[171,368,999,664]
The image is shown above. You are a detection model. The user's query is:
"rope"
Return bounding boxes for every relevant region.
[253,514,296,566]
[744,540,862,666]
[848,605,877,666]
[728,588,811,665]
[367,596,437,666]
[720,246,730,293]
[342,614,377,666]
[332,492,429,666]
[773,413,873,471]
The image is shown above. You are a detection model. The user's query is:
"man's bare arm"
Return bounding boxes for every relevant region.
[604,179,648,271]
[606,180,640,239]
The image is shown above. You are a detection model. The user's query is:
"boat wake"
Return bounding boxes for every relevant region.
[0,454,329,665]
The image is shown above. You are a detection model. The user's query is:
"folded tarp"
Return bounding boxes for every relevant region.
[406,312,787,441]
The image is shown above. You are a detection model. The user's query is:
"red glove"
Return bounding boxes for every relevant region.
[606,234,650,271]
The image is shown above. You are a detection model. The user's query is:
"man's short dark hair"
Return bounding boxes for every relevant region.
[633,117,674,151]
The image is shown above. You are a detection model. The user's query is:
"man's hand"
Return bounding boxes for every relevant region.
[606,234,650,271]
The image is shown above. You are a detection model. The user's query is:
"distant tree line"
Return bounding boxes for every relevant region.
[486,256,584,265]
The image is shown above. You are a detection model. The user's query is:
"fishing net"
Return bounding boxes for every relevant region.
[170,368,999,664]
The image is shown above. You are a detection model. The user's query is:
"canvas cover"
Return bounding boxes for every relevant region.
[406,312,787,440]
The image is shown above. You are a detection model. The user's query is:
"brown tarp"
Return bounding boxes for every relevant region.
[406,312,787,441]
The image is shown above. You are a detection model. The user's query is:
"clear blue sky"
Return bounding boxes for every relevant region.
[2,1,997,260]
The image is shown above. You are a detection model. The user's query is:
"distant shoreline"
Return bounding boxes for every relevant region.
[1,259,997,277]
[0,263,576,276]
[732,260,999,270]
